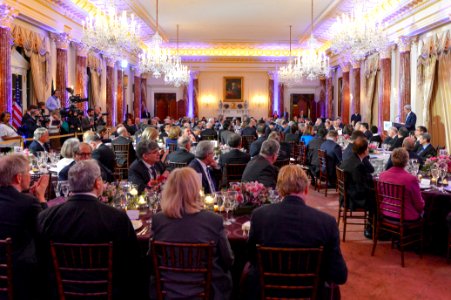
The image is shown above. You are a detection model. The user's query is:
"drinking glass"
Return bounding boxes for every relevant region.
[223,197,232,226]
[58,181,70,198]
[439,166,448,191]
[431,167,440,188]
[227,191,238,222]
[52,181,61,197]
[213,192,224,213]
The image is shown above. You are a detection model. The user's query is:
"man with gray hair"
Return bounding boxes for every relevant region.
[37,160,142,299]
[84,131,116,174]
[129,140,168,193]
[28,127,50,156]
[242,139,279,188]
[166,136,195,171]
[0,154,49,299]
[403,104,417,131]
[189,140,220,194]
[111,126,136,166]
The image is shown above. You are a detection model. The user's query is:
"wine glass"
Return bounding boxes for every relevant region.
[431,167,440,188]
[439,165,448,192]
[58,181,70,198]
[227,191,238,223]
[223,197,232,226]
[213,192,224,213]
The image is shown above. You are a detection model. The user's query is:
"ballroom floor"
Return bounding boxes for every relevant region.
[304,188,451,300]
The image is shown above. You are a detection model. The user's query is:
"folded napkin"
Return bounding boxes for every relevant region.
[242,221,251,232]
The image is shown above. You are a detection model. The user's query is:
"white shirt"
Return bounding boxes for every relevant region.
[56,158,74,174]
[0,123,19,147]
[196,158,215,193]
[46,95,61,111]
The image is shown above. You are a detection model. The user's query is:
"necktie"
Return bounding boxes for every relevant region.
[149,166,157,179]
[206,168,216,193]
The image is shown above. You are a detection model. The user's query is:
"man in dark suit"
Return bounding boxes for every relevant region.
[389,126,409,151]
[350,111,362,126]
[20,105,39,139]
[28,127,50,156]
[360,123,373,140]
[246,165,347,299]
[343,131,374,174]
[189,141,220,194]
[241,118,257,137]
[166,136,195,171]
[219,120,234,145]
[413,126,427,152]
[385,137,423,170]
[200,122,218,140]
[0,154,49,300]
[129,140,167,194]
[307,127,327,180]
[111,126,136,166]
[37,160,143,300]
[84,132,117,174]
[319,130,342,186]
[369,125,382,146]
[403,104,416,131]
[382,126,398,147]
[249,124,266,157]
[219,133,250,167]
[242,139,279,188]
[81,108,95,131]
[416,133,436,160]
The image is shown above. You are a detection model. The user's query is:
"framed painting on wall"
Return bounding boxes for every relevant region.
[223,77,243,102]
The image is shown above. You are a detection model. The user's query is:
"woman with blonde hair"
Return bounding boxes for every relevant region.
[151,167,234,300]
[141,126,159,142]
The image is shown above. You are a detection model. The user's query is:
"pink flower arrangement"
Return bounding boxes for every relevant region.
[423,155,451,173]
[229,181,269,206]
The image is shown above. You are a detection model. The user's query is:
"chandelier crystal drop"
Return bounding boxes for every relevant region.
[330,1,388,61]
[277,25,303,86]
[82,3,141,60]
[163,24,190,87]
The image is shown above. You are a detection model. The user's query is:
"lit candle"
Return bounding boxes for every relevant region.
[138,195,146,205]
[205,195,214,204]
[130,188,138,196]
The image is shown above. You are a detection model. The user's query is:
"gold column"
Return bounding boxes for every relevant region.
[74,43,88,111]
[0,4,16,113]
[105,57,115,127]
[351,60,361,116]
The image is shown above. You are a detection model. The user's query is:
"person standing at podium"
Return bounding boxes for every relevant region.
[403,104,416,131]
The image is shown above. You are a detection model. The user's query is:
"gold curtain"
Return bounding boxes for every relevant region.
[363,53,379,125]
[417,36,438,126]
[87,52,103,107]
[11,25,51,104]
[429,31,451,150]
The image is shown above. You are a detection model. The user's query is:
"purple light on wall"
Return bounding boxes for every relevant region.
[187,74,194,118]
[273,75,279,113]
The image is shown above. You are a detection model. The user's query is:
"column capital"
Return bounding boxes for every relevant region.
[50,32,71,50]
[191,71,199,80]
[379,44,396,59]
[340,62,351,73]
[105,56,116,68]
[132,67,141,77]
[350,60,362,69]
[72,42,89,57]
[398,36,417,53]
[0,4,17,29]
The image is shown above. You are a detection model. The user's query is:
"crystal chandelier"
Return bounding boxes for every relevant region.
[139,0,172,79]
[82,1,141,60]
[164,25,190,87]
[330,1,388,61]
[278,25,303,86]
[298,0,330,80]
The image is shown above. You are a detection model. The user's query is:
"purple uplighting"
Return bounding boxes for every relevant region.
[187,74,194,118]
[273,74,279,114]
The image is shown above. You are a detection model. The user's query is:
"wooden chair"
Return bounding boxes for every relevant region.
[201,135,216,141]
[50,242,113,299]
[168,143,178,154]
[287,141,299,162]
[448,231,451,264]
[167,161,187,170]
[0,238,13,300]
[273,159,290,169]
[151,240,214,300]
[256,245,323,300]
[241,135,256,152]
[316,149,329,197]
[223,163,247,186]
[112,144,130,180]
[371,181,424,267]
[336,167,369,242]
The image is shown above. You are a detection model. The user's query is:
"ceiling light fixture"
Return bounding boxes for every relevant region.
[277,25,302,86]
[164,25,190,87]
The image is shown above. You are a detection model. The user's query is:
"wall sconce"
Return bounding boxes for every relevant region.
[252,95,266,108]
[201,95,215,108]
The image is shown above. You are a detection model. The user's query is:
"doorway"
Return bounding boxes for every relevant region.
[290,94,317,120]
[154,93,177,121]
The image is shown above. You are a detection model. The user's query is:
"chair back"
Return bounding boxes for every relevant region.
[242,135,256,152]
[274,159,290,169]
[224,163,247,185]
[201,135,216,141]
[0,238,13,300]
[112,144,130,167]
[336,167,346,202]
[151,240,214,300]
[318,149,327,175]
[287,141,298,160]
[168,161,187,170]
[50,242,113,300]
[375,181,406,222]
[298,143,308,165]
[168,143,178,154]
[256,245,323,300]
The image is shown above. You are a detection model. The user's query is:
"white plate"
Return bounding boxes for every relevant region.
[131,220,143,230]
[419,184,430,190]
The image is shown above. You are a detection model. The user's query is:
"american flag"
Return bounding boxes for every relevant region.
[12,77,22,129]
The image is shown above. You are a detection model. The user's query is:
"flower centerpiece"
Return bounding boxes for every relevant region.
[229,181,271,214]
[147,174,167,193]
[368,142,378,153]
[101,182,118,203]
[421,155,451,174]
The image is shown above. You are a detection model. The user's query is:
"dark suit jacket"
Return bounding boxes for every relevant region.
[389,136,404,151]
[277,141,291,162]
[385,150,423,170]
[188,159,218,194]
[128,159,166,194]
[241,155,278,188]
[350,113,361,124]
[382,136,394,146]
[320,139,343,181]
[151,211,234,300]
[369,135,382,146]
[405,112,417,131]
[364,130,373,140]
[220,130,233,145]
[21,113,38,138]
[58,160,114,183]
[340,154,375,210]
[241,126,257,138]
[28,140,50,156]
[342,143,375,174]
[37,194,142,300]
[249,136,266,157]
[307,136,325,175]
[166,149,195,171]
[111,136,136,166]
[219,148,250,167]
[0,186,47,300]
[200,128,218,140]
[247,195,347,298]
[284,133,300,143]
[417,143,436,160]
[92,143,116,174]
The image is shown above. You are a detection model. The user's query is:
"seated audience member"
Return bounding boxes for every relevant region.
[284,123,300,142]
[360,122,373,140]
[0,154,49,300]
[37,160,142,299]
[340,137,375,238]
[159,123,171,139]
[219,133,250,167]
[249,124,267,157]
[319,130,343,186]
[200,121,218,140]
[379,148,425,221]
[129,140,167,194]
[343,131,374,174]
[0,111,21,153]
[383,126,398,147]
[97,127,112,143]
[413,126,428,152]
[111,126,136,166]
[241,118,258,137]
[182,127,197,144]
[21,105,39,139]
[385,137,423,170]
[246,165,347,299]
[28,127,50,156]
[47,110,61,135]
[267,131,290,162]
[151,168,234,299]
[219,120,234,145]
[166,136,195,171]
[141,126,159,142]
[307,127,327,181]
[300,124,314,146]
[242,139,279,188]
[165,126,181,149]
[369,125,382,146]
[389,126,409,151]
[84,132,117,174]
[123,113,137,135]
[416,132,436,160]
[189,141,220,194]
[342,124,354,138]
[56,138,80,174]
